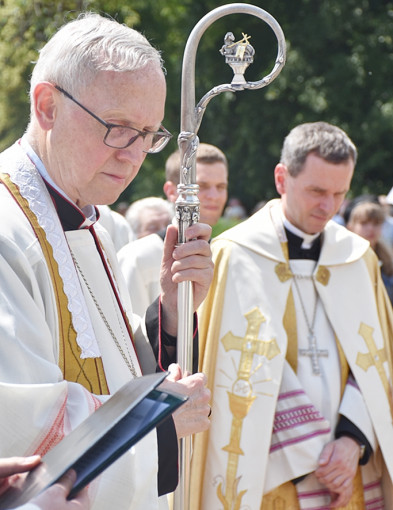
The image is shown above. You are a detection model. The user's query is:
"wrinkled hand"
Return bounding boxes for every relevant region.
[160,363,211,438]
[315,436,360,507]
[160,223,213,335]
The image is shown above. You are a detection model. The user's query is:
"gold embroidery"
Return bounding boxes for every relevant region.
[260,468,364,509]
[218,308,280,509]
[276,262,330,286]
[356,323,390,404]
[0,173,109,395]
[315,265,330,285]
[275,262,292,282]
[260,481,299,509]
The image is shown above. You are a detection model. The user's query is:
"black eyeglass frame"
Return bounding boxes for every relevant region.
[54,85,172,153]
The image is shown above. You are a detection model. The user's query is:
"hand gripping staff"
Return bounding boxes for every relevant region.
[174,5,286,509]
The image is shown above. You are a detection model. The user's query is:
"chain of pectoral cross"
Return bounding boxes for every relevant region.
[292,273,328,375]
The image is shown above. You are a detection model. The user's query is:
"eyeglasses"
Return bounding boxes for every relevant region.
[54,85,172,154]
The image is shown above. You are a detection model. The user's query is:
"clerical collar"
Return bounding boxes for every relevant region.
[276,207,321,260]
[282,216,320,249]
[20,136,97,230]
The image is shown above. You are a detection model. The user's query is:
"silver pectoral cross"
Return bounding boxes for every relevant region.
[299,333,328,375]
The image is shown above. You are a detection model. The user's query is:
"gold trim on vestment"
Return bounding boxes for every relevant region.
[260,481,300,510]
[362,248,393,418]
[275,261,293,282]
[315,265,330,285]
[191,246,232,510]
[0,173,109,395]
[283,288,298,373]
[260,468,364,509]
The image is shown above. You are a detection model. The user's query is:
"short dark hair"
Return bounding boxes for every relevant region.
[165,143,228,184]
[280,122,357,177]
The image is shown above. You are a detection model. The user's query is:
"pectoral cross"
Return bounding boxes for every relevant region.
[299,332,328,375]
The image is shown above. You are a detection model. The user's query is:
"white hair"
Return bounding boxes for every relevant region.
[30,12,165,99]
[125,197,173,235]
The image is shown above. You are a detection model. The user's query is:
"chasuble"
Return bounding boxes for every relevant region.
[191,199,393,510]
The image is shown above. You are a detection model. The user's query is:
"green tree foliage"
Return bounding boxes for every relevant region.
[0,0,393,210]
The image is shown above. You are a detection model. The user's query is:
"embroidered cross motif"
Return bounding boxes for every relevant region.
[356,323,390,401]
[217,307,280,510]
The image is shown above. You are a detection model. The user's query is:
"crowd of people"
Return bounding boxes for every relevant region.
[1,10,393,510]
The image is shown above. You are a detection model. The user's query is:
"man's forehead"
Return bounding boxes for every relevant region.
[82,67,166,125]
[196,161,228,183]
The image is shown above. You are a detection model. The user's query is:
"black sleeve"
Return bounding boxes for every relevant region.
[145,296,199,373]
[156,416,179,495]
[145,297,199,495]
[335,414,372,465]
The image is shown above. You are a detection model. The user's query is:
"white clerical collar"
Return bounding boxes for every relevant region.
[20,136,97,224]
[280,207,320,249]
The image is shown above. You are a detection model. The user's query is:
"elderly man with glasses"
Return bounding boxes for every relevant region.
[0,12,213,510]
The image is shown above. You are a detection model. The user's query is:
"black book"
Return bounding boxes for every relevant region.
[0,372,186,509]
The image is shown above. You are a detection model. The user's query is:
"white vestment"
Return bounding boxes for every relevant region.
[191,199,393,510]
[118,233,164,316]
[0,141,167,510]
[97,204,135,252]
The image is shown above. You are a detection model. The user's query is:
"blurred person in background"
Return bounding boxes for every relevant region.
[346,199,393,305]
[125,196,173,239]
[118,142,228,316]
[378,194,393,250]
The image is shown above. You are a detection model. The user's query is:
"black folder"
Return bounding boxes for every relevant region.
[0,372,186,509]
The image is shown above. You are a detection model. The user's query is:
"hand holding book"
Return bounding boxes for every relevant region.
[0,372,186,510]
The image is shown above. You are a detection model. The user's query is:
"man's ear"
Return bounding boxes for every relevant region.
[163,181,178,203]
[274,163,288,196]
[32,82,57,130]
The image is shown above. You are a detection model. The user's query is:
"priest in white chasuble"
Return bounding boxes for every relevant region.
[191,121,393,510]
[0,12,213,510]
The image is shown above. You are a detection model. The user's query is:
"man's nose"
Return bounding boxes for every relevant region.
[320,195,335,214]
[205,186,219,198]
[116,138,147,166]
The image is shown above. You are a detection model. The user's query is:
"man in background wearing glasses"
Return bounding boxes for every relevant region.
[0,12,213,510]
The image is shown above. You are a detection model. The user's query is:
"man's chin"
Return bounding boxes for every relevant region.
[308,220,329,234]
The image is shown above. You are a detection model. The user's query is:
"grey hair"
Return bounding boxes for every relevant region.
[30,12,165,100]
[280,121,358,177]
[125,196,173,235]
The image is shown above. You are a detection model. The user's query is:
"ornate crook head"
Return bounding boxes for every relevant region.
[219,32,255,85]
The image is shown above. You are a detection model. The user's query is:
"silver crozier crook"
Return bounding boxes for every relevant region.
[174,4,286,509]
